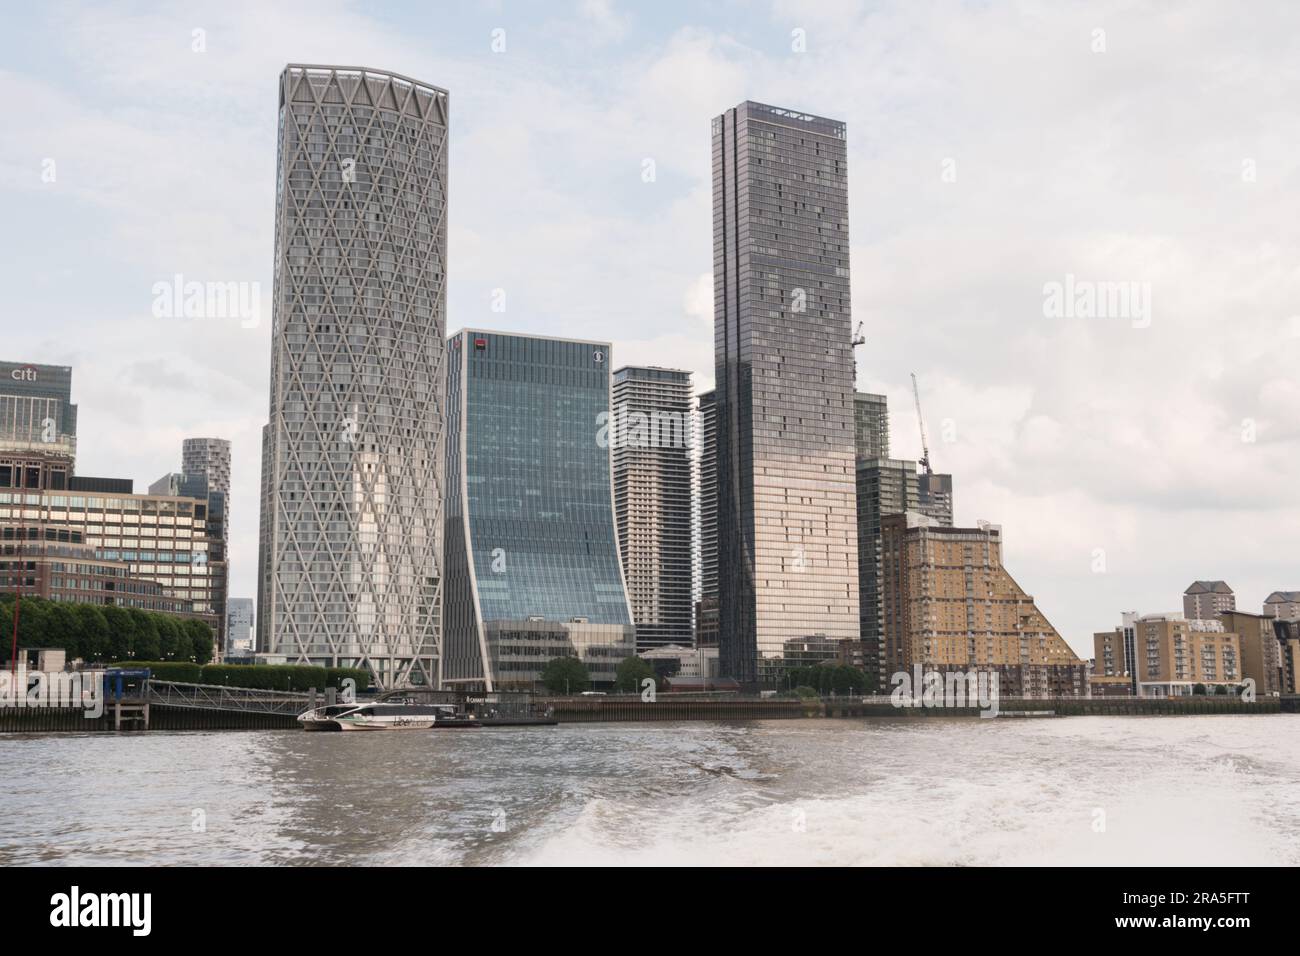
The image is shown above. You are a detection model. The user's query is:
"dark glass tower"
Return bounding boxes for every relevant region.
[713,102,860,686]
[442,330,635,690]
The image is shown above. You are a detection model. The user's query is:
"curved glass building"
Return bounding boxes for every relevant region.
[257,65,447,688]
[442,330,636,690]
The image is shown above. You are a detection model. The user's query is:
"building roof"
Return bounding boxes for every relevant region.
[1265,591,1300,603]
[1185,580,1233,595]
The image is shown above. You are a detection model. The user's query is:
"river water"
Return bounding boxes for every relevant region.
[2,716,1297,866]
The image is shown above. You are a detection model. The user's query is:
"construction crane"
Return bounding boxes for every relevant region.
[850,321,866,375]
[910,372,932,475]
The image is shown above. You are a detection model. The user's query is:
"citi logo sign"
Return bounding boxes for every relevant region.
[10,366,37,382]
[49,886,151,936]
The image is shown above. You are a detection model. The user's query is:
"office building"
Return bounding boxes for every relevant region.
[0,361,78,486]
[441,330,636,691]
[880,512,1086,698]
[713,101,859,686]
[226,598,254,658]
[1183,580,1235,620]
[611,366,694,650]
[257,64,448,689]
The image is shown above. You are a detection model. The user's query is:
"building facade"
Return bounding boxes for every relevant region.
[0,361,78,488]
[0,486,225,633]
[1092,611,1140,695]
[1264,590,1300,622]
[1218,610,1281,698]
[856,457,921,691]
[611,366,694,650]
[695,388,718,646]
[226,597,254,657]
[713,101,860,686]
[880,512,1086,698]
[1183,580,1235,620]
[853,392,889,461]
[441,330,636,691]
[182,438,231,504]
[1273,619,1300,695]
[257,64,448,688]
[1130,613,1240,696]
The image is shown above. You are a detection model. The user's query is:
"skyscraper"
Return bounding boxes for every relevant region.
[0,361,77,486]
[182,438,231,503]
[853,392,889,461]
[441,330,636,691]
[612,366,694,650]
[257,65,448,688]
[713,102,859,686]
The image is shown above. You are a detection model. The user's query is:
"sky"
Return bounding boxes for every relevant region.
[2,0,1298,657]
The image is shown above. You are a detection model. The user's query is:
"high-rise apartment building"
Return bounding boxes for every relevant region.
[880,512,1086,698]
[257,64,448,688]
[713,101,859,686]
[611,366,694,650]
[917,472,954,526]
[441,330,636,690]
[1183,580,1235,620]
[1273,619,1300,695]
[1092,611,1140,695]
[856,457,920,690]
[853,392,889,461]
[182,438,231,502]
[1264,591,1300,622]
[1129,613,1240,696]
[695,388,718,646]
[1218,610,1281,698]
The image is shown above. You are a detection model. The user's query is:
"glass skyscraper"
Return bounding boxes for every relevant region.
[257,65,448,688]
[713,101,860,686]
[442,330,635,690]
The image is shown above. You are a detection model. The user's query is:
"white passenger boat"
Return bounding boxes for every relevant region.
[297,699,460,731]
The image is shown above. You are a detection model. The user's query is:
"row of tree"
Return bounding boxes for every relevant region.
[0,596,214,665]
[538,655,666,695]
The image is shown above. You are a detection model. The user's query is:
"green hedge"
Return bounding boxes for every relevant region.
[116,661,202,682]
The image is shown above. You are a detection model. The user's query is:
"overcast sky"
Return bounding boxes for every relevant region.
[3,1,1298,656]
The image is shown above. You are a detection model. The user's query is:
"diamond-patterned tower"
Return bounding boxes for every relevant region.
[258,65,448,688]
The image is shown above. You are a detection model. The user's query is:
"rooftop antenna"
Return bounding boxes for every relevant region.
[910,371,932,475]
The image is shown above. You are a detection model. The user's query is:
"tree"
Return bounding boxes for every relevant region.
[45,602,80,659]
[102,606,134,660]
[73,604,111,661]
[183,619,214,665]
[614,655,656,693]
[155,614,180,660]
[1192,683,1207,696]
[129,609,161,661]
[540,656,590,695]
